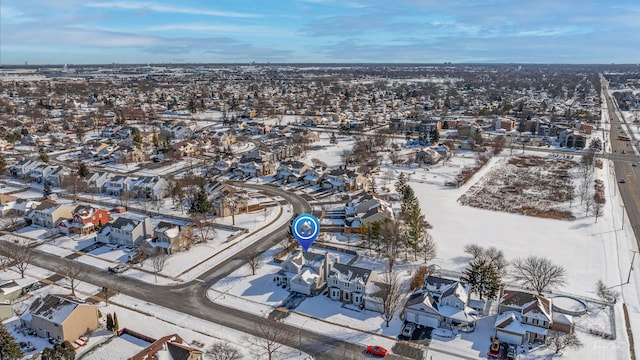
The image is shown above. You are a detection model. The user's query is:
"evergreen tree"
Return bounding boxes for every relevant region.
[430,128,440,143]
[0,322,22,360]
[38,146,49,163]
[0,155,7,175]
[78,161,90,178]
[42,341,75,360]
[113,312,119,331]
[403,198,425,260]
[43,182,52,196]
[461,259,501,300]
[189,184,210,214]
[394,172,407,194]
[106,313,113,331]
[133,130,142,145]
[369,177,377,193]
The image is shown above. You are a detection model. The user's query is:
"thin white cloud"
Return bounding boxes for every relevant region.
[145,24,290,37]
[85,1,262,18]
[0,5,36,24]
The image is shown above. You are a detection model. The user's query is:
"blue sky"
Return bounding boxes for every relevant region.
[1,0,639,65]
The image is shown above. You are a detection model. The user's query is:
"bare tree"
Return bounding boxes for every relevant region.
[492,135,506,155]
[242,250,263,276]
[205,342,243,360]
[247,317,287,360]
[421,231,437,264]
[546,331,583,355]
[376,271,404,327]
[8,243,35,278]
[151,254,168,283]
[0,246,11,271]
[192,213,214,243]
[62,260,85,296]
[595,279,619,304]
[592,202,605,222]
[511,256,566,294]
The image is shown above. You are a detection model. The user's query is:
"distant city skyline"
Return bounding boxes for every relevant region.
[1,0,639,65]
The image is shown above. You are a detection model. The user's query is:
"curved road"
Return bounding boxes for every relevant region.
[14,183,413,360]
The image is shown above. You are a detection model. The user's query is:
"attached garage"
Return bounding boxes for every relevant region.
[405,310,440,328]
[495,330,524,345]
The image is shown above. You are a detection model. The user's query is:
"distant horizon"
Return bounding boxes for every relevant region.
[2,62,639,68]
[2,1,639,65]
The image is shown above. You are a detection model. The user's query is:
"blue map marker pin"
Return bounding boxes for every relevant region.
[292,213,320,251]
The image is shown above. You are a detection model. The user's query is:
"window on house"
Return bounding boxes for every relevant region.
[344,283,350,288]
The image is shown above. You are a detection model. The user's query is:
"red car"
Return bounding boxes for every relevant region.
[366,345,388,357]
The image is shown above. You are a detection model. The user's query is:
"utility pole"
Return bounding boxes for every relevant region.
[621,205,625,230]
[627,250,638,284]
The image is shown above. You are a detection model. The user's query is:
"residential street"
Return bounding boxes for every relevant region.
[7,183,415,360]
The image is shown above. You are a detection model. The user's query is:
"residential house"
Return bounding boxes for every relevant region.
[45,166,69,187]
[111,147,146,164]
[30,202,74,228]
[9,159,39,178]
[175,140,200,157]
[209,184,249,217]
[82,171,111,192]
[145,222,195,255]
[403,276,477,330]
[29,163,57,183]
[414,148,443,166]
[117,328,203,360]
[102,175,135,197]
[302,167,325,186]
[132,176,168,200]
[210,131,236,147]
[344,193,395,229]
[0,194,17,217]
[59,205,110,235]
[160,123,194,140]
[233,154,276,178]
[494,289,574,346]
[0,280,24,301]
[275,160,309,183]
[327,263,379,311]
[108,217,153,248]
[274,250,334,296]
[20,294,99,343]
[321,167,367,192]
[208,159,234,176]
[0,301,12,321]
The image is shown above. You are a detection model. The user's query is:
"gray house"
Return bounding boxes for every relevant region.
[108,217,153,248]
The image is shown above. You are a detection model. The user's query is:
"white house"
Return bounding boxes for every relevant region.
[108,217,153,248]
[274,250,334,296]
[327,263,378,311]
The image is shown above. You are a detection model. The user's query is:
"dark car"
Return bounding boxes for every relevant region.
[366,345,388,357]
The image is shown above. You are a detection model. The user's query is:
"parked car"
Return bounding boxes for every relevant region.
[108,264,129,273]
[401,323,415,338]
[366,345,388,357]
[619,178,626,183]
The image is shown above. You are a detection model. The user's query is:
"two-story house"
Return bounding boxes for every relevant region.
[20,294,99,343]
[321,167,367,192]
[30,202,74,228]
[275,250,334,296]
[146,221,195,255]
[403,276,477,330]
[28,164,57,184]
[344,193,395,229]
[275,161,309,184]
[9,159,39,178]
[45,166,70,187]
[494,289,574,345]
[132,176,168,200]
[59,205,110,235]
[102,175,136,197]
[327,263,378,311]
[108,217,153,248]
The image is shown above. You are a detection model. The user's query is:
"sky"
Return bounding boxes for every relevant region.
[1,0,639,65]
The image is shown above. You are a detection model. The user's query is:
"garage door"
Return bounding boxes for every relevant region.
[496,330,523,345]
[416,314,439,328]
